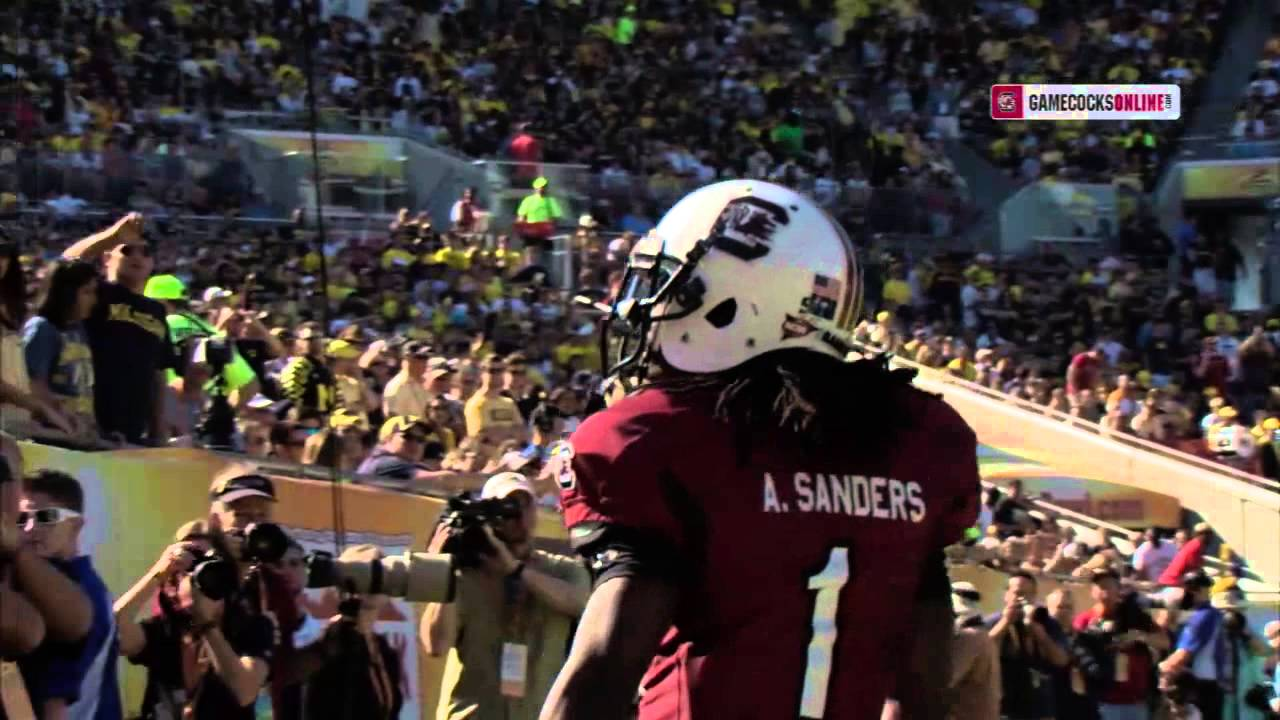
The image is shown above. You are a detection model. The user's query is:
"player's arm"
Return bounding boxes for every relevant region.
[895,410,980,720]
[539,574,677,720]
[893,552,955,720]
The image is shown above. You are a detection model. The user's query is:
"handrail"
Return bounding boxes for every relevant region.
[892,354,1280,492]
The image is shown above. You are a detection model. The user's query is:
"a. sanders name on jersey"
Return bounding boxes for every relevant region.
[762,472,927,523]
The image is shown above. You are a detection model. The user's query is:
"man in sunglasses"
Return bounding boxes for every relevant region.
[62,213,177,445]
[15,468,121,719]
[357,416,478,492]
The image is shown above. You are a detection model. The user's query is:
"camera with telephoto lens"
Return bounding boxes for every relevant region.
[190,523,291,602]
[434,493,525,569]
[201,336,233,371]
[190,551,240,601]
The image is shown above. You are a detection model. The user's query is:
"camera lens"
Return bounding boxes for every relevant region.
[192,556,239,601]
[244,523,291,564]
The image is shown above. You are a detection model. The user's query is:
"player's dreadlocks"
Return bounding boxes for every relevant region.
[648,348,923,464]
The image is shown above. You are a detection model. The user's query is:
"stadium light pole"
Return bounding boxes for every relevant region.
[298,0,333,334]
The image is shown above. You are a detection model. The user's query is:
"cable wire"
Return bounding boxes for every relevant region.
[298,0,345,556]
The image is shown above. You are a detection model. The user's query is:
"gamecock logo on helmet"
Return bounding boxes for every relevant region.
[710,196,791,262]
[996,91,1018,113]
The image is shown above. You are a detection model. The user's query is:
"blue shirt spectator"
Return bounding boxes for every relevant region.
[1175,604,1227,682]
[17,556,121,720]
[16,469,122,720]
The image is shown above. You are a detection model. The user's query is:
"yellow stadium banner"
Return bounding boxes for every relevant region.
[17,442,567,720]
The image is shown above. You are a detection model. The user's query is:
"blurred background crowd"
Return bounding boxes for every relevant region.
[2,0,1280,718]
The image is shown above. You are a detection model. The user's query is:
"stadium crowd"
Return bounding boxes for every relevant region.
[1233,28,1280,141]
[954,0,1225,188]
[855,209,1280,482]
[0,200,1275,719]
[0,0,1279,719]
[0,0,973,217]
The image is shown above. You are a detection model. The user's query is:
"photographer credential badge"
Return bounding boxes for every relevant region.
[500,642,529,698]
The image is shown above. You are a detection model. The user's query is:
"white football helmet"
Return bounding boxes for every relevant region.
[602,180,863,381]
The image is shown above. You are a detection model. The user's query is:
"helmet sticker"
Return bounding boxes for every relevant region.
[709,196,791,262]
[800,274,841,321]
[781,314,818,340]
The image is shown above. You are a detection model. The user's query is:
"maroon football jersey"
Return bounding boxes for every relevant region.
[559,383,979,720]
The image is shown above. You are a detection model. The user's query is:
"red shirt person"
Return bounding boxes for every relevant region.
[1072,570,1168,709]
[1066,349,1103,397]
[1157,523,1212,586]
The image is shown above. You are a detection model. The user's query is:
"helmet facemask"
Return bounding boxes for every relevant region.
[600,232,713,387]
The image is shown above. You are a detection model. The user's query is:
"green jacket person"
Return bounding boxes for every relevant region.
[142,275,259,406]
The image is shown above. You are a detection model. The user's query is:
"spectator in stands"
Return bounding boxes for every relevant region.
[301,412,368,473]
[16,469,122,720]
[0,236,75,435]
[422,472,589,720]
[450,187,484,234]
[269,422,310,465]
[993,479,1033,538]
[1159,571,1227,720]
[240,420,273,460]
[1134,528,1179,584]
[0,440,47,660]
[1159,524,1214,587]
[62,214,175,445]
[22,259,100,439]
[280,325,338,418]
[358,415,468,489]
[0,434,92,651]
[382,341,431,419]
[464,354,523,443]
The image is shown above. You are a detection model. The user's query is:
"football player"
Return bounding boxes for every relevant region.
[539,181,980,720]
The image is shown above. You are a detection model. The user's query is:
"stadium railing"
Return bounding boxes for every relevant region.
[891,353,1280,585]
[1177,133,1280,160]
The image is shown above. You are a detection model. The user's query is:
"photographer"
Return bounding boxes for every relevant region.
[988,571,1071,720]
[1072,569,1169,720]
[276,544,404,720]
[421,473,590,720]
[1212,590,1273,720]
[1159,572,1227,720]
[113,528,273,718]
[142,274,260,410]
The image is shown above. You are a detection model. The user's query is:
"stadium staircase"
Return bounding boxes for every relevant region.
[943,139,1018,253]
[887,356,1280,589]
[1181,0,1274,141]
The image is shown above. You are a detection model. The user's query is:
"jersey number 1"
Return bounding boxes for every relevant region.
[800,546,850,719]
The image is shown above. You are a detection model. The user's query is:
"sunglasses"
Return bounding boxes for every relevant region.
[119,244,153,258]
[16,507,81,527]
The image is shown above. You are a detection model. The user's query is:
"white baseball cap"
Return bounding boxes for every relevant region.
[481,472,535,500]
